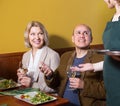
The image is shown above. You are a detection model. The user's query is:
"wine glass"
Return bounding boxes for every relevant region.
[67,69,76,78]
[67,66,77,90]
[18,61,28,75]
[18,61,28,85]
[67,66,81,90]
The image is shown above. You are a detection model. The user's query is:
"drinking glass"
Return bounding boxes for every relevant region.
[67,66,81,90]
[18,61,28,85]
[67,66,76,90]
[67,69,76,78]
[18,61,28,75]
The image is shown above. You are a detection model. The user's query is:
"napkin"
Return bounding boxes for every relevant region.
[0,88,39,96]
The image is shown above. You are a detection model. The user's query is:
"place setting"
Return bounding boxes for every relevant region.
[0,78,58,105]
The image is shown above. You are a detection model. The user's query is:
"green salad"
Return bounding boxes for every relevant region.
[30,92,53,103]
[20,91,54,104]
[0,79,16,89]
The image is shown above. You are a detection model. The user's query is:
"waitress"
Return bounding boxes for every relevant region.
[103,0,120,106]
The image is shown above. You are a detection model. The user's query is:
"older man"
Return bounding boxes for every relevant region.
[41,24,106,106]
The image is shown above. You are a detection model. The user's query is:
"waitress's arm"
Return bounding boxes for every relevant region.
[93,61,103,72]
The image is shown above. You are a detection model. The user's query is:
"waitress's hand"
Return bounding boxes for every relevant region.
[39,62,53,77]
[111,55,120,61]
[70,63,94,72]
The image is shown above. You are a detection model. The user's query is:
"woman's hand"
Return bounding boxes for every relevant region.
[17,68,27,80]
[39,62,53,77]
[19,76,31,87]
[17,68,30,87]
[69,78,84,89]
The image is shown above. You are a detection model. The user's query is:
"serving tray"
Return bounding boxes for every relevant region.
[95,49,120,56]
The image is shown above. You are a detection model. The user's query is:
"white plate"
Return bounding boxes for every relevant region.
[14,91,57,105]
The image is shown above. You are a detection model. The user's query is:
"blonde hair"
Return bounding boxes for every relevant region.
[24,21,49,48]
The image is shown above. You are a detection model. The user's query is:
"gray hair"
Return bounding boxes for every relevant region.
[24,21,49,48]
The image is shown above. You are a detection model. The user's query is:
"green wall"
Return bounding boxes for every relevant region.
[0,0,115,53]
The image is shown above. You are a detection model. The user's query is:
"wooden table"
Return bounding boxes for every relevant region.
[0,95,69,106]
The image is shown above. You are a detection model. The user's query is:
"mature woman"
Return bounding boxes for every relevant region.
[17,21,60,93]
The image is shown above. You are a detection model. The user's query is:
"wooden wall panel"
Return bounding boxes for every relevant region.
[0,44,103,81]
[0,52,24,81]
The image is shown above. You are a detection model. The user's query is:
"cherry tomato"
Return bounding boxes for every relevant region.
[20,95,25,99]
